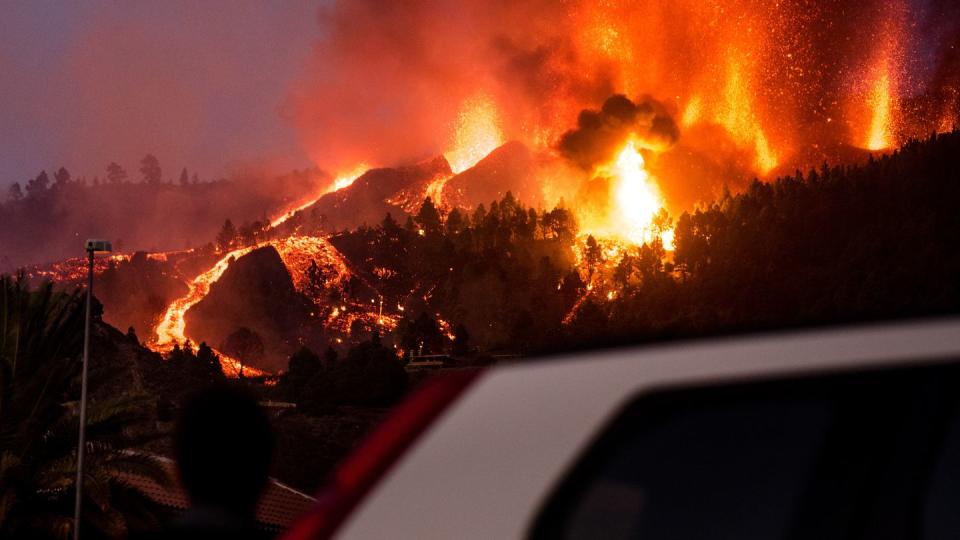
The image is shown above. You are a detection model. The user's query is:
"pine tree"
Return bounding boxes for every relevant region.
[140,154,162,184]
[106,162,127,184]
[216,219,237,251]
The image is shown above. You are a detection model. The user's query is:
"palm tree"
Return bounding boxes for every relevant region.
[0,275,167,539]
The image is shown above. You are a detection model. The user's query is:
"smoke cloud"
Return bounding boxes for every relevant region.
[557,95,679,170]
[285,0,614,172]
[289,0,960,182]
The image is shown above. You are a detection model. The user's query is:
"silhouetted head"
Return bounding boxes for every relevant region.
[175,383,274,514]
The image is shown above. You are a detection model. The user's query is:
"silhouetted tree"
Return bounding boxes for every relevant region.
[25,171,49,198]
[323,345,338,368]
[221,327,264,375]
[415,197,442,235]
[179,167,189,186]
[446,208,465,234]
[0,276,166,538]
[280,346,322,403]
[106,162,127,184]
[195,341,224,379]
[452,323,470,356]
[140,154,162,184]
[53,166,71,187]
[217,219,238,251]
[301,336,406,413]
[7,182,22,202]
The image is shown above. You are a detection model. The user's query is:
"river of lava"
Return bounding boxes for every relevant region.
[269,163,370,228]
[151,244,262,377]
[149,233,399,376]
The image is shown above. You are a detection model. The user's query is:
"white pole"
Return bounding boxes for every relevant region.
[73,248,93,540]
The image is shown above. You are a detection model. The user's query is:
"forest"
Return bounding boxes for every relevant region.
[0,155,325,269]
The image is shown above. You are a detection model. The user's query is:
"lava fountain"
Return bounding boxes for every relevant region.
[864,60,895,151]
[577,137,672,247]
[444,94,505,175]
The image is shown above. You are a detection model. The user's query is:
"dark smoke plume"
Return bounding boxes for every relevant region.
[557,95,679,170]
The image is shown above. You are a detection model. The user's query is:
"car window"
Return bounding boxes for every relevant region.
[531,363,960,540]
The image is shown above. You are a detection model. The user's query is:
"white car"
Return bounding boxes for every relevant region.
[284,318,960,539]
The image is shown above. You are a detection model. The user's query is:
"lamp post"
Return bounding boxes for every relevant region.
[74,239,111,540]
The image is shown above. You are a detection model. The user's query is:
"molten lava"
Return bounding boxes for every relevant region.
[154,245,258,350]
[718,59,778,173]
[865,61,895,151]
[270,164,370,228]
[445,94,505,175]
[578,138,672,247]
[610,140,664,244]
[330,163,370,191]
[151,163,379,377]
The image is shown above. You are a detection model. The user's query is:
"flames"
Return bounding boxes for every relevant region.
[576,137,673,248]
[606,139,666,245]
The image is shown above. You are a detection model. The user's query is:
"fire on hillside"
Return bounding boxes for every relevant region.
[17,0,959,377]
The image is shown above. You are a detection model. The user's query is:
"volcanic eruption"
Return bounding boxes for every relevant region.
[21,0,954,375]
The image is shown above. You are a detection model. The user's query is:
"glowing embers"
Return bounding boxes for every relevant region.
[718,59,778,174]
[578,137,673,247]
[445,93,504,174]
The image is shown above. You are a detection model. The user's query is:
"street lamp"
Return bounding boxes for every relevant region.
[74,239,111,540]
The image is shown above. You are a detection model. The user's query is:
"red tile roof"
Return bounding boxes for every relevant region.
[113,457,316,530]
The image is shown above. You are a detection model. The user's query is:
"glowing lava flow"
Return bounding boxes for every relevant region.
[151,245,263,377]
[152,164,371,376]
[865,61,895,151]
[394,94,505,210]
[270,164,369,228]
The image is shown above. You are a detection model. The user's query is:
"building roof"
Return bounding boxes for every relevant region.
[113,456,316,530]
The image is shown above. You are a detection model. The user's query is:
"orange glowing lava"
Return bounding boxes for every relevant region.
[718,58,778,173]
[865,61,895,151]
[578,138,672,247]
[445,94,504,174]
[149,232,395,376]
[269,164,369,228]
[154,245,258,350]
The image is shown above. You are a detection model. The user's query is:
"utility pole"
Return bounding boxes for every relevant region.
[74,240,110,540]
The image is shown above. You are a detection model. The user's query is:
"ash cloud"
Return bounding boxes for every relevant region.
[557,95,679,170]
[286,0,614,172]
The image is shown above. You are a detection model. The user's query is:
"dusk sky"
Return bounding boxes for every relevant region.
[0,1,320,185]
